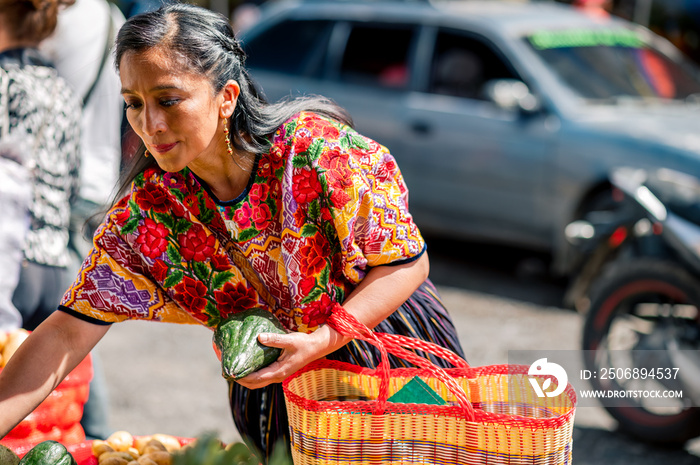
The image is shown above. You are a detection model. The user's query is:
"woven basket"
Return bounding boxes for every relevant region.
[283,308,576,465]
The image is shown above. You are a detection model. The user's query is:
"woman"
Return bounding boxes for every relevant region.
[0,3,465,457]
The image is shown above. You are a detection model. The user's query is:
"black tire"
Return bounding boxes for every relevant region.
[582,259,700,444]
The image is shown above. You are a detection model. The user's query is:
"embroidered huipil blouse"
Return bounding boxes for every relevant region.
[60,112,426,333]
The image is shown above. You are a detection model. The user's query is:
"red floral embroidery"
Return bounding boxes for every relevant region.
[293,206,307,228]
[295,135,312,154]
[183,194,200,216]
[151,259,169,282]
[302,294,335,328]
[234,203,253,230]
[319,206,332,222]
[135,218,168,259]
[178,223,216,262]
[135,183,170,213]
[210,254,231,271]
[259,158,275,177]
[214,282,258,318]
[163,172,185,190]
[330,189,352,210]
[174,276,208,314]
[170,200,186,218]
[249,183,269,205]
[204,195,217,210]
[143,167,159,180]
[299,235,330,276]
[293,169,321,204]
[299,276,316,296]
[115,207,131,226]
[251,203,271,230]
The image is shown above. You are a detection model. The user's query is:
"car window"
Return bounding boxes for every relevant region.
[525,29,700,101]
[243,19,333,76]
[339,23,416,89]
[429,30,519,100]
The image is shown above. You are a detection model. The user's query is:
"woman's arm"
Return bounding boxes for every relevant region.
[0,310,110,436]
[236,252,430,389]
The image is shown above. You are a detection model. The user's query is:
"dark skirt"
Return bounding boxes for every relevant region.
[228,278,466,460]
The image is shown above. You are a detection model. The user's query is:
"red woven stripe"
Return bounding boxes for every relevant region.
[290,428,573,465]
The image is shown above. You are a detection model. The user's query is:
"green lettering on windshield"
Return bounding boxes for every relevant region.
[528,29,644,50]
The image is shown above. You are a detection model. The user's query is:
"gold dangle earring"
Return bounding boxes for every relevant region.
[144,149,150,158]
[225,119,250,173]
[223,121,233,156]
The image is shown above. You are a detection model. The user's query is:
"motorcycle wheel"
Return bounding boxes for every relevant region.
[582,259,700,444]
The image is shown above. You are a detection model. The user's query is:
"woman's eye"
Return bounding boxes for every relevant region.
[125,101,142,110]
[160,99,179,107]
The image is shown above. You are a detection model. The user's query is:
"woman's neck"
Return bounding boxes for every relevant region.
[191,150,256,202]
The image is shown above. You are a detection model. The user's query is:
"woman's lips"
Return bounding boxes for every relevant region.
[152,142,177,154]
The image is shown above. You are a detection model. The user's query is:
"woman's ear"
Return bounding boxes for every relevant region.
[220,80,240,119]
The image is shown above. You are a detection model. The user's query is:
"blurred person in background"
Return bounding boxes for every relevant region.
[0,0,88,440]
[0,3,466,461]
[0,0,81,331]
[39,0,126,441]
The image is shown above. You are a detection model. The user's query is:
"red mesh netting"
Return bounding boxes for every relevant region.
[1,353,93,454]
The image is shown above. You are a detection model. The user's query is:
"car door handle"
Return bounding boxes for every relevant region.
[410,120,432,135]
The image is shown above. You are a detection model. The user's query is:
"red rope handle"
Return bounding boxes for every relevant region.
[327,307,475,420]
[375,332,471,369]
[327,304,391,411]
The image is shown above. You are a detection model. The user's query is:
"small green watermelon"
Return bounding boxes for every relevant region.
[18,441,76,465]
[213,308,287,381]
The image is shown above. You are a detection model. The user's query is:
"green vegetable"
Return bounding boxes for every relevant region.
[173,433,293,465]
[0,444,20,465]
[18,441,76,465]
[213,308,287,381]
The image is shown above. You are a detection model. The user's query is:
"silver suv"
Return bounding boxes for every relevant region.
[240,1,700,274]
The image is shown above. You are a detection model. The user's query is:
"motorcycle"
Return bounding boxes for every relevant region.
[565,166,700,444]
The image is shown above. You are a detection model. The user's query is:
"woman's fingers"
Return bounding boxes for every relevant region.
[257,332,295,348]
[237,332,315,388]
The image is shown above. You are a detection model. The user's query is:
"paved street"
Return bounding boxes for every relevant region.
[95,237,700,464]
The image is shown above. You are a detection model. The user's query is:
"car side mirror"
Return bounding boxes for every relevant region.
[483,79,541,114]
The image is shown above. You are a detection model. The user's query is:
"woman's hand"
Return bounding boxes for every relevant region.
[236,253,430,389]
[235,324,346,389]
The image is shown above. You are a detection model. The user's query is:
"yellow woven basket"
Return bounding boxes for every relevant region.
[282,308,576,465]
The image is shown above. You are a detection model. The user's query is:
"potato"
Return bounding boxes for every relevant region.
[1,329,29,366]
[127,447,140,459]
[136,456,158,465]
[134,436,153,454]
[107,430,135,452]
[141,439,167,455]
[151,434,180,452]
[99,451,135,464]
[99,455,132,465]
[142,451,171,465]
[92,440,116,457]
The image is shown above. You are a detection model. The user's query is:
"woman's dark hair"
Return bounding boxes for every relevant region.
[0,0,74,44]
[113,2,352,199]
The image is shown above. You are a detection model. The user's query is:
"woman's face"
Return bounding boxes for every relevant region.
[120,46,234,173]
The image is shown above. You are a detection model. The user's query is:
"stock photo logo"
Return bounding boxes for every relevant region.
[528,358,568,398]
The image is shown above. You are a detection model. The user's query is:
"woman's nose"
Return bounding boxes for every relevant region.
[141,106,167,136]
